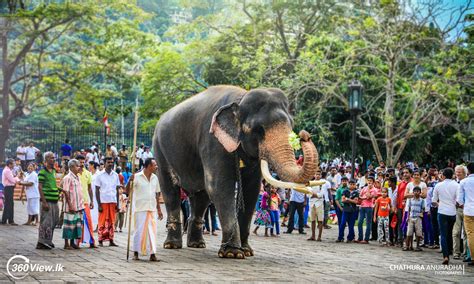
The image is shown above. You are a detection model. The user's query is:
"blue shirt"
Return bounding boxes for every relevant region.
[61,143,72,156]
[122,171,131,185]
[458,174,474,216]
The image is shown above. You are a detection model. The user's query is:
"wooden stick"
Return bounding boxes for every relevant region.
[126,95,139,261]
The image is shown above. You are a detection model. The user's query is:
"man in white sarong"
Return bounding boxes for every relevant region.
[126,157,163,261]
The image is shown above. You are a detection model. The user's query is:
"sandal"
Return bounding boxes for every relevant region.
[307,238,316,241]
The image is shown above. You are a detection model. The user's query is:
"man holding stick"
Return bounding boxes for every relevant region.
[126,157,163,261]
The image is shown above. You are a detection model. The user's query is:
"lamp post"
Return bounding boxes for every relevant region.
[348,79,363,179]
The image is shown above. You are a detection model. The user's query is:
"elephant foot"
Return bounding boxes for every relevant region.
[187,240,206,248]
[242,245,254,257]
[218,246,245,259]
[163,239,182,249]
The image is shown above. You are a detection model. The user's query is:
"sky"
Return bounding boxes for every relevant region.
[416,0,473,38]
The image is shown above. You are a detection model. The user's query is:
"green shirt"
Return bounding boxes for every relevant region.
[38,168,59,202]
[335,185,348,207]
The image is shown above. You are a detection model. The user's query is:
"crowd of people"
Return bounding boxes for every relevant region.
[0,140,163,261]
[2,140,474,266]
[253,158,474,266]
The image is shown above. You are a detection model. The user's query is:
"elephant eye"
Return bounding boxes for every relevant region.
[252,125,265,139]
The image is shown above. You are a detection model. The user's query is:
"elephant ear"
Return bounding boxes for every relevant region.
[209,102,241,152]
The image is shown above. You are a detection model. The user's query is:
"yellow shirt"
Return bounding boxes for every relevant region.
[133,171,161,212]
[79,169,92,204]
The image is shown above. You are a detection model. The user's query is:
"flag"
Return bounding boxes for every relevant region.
[103,111,110,135]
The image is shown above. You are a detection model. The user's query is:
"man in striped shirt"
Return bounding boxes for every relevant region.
[36,152,61,250]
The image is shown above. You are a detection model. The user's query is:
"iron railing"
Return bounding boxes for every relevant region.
[5,126,154,158]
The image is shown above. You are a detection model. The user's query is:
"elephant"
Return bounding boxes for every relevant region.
[153,85,319,258]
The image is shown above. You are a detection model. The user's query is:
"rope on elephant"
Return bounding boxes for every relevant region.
[235,154,245,212]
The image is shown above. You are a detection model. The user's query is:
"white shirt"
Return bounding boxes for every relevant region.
[16,146,26,160]
[85,152,95,164]
[142,151,153,160]
[432,179,459,216]
[307,185,324,208]
[358,176,367,189]
[133,171,161,212]
[334,173,342,189]
[25,171,39,199]
[137,148,144,159]
[111,145,118,156]
[290,189,305,203]
[95,170,120,203]
[458,174,474,216]
[320,180,331,202]
[25,146,39,160]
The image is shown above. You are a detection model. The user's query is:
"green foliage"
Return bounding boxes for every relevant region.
[140,43,205,130]
[7,0,472,165]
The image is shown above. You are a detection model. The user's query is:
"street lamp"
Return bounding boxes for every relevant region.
[348,79,363,179]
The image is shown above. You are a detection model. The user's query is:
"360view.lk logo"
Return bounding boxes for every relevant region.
[7,255,64,280]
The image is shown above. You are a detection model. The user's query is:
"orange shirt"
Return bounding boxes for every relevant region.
[375,197,391,217]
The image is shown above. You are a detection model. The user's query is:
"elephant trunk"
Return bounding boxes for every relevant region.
[259,123,318,184]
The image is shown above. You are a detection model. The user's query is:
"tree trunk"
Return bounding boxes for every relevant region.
[1,18,11,162]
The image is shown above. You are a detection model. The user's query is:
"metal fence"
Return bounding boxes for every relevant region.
[5,126,154,158]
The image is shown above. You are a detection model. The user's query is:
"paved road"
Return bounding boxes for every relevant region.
[0,201,472,283]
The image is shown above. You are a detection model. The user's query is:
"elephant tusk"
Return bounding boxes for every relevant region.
[260,160,313,195]
[308,180,327,187]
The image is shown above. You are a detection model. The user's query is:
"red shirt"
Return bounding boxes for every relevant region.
[118,173,124,185]
[375,197,391,217]
[396,180,409,209]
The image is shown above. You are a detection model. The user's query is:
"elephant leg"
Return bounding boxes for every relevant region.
[159,169,182,249]
[238,168,261,257]
[207,179,245,259]
[187,190,209,248]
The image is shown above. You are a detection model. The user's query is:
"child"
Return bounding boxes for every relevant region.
[269,186,281,237]
[373,188,391,246]
[115,187,127,233]
[253,183,272,237]
[404,186,425,251]
[307,178,325,241]
[337,179,359,242]
[357,175,378,244]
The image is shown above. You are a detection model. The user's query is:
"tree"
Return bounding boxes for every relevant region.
[157,0,473,166]
[141,43,206,130]
[0,1,151,161]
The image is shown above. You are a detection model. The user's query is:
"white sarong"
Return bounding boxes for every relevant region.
[90,192,99,228]
[132,211,157,256]
[27,197,40,215]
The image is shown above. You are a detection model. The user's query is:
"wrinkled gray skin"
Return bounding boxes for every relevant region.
[153,85,317,258]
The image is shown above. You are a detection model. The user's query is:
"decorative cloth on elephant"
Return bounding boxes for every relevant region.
[254,191,272,228]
